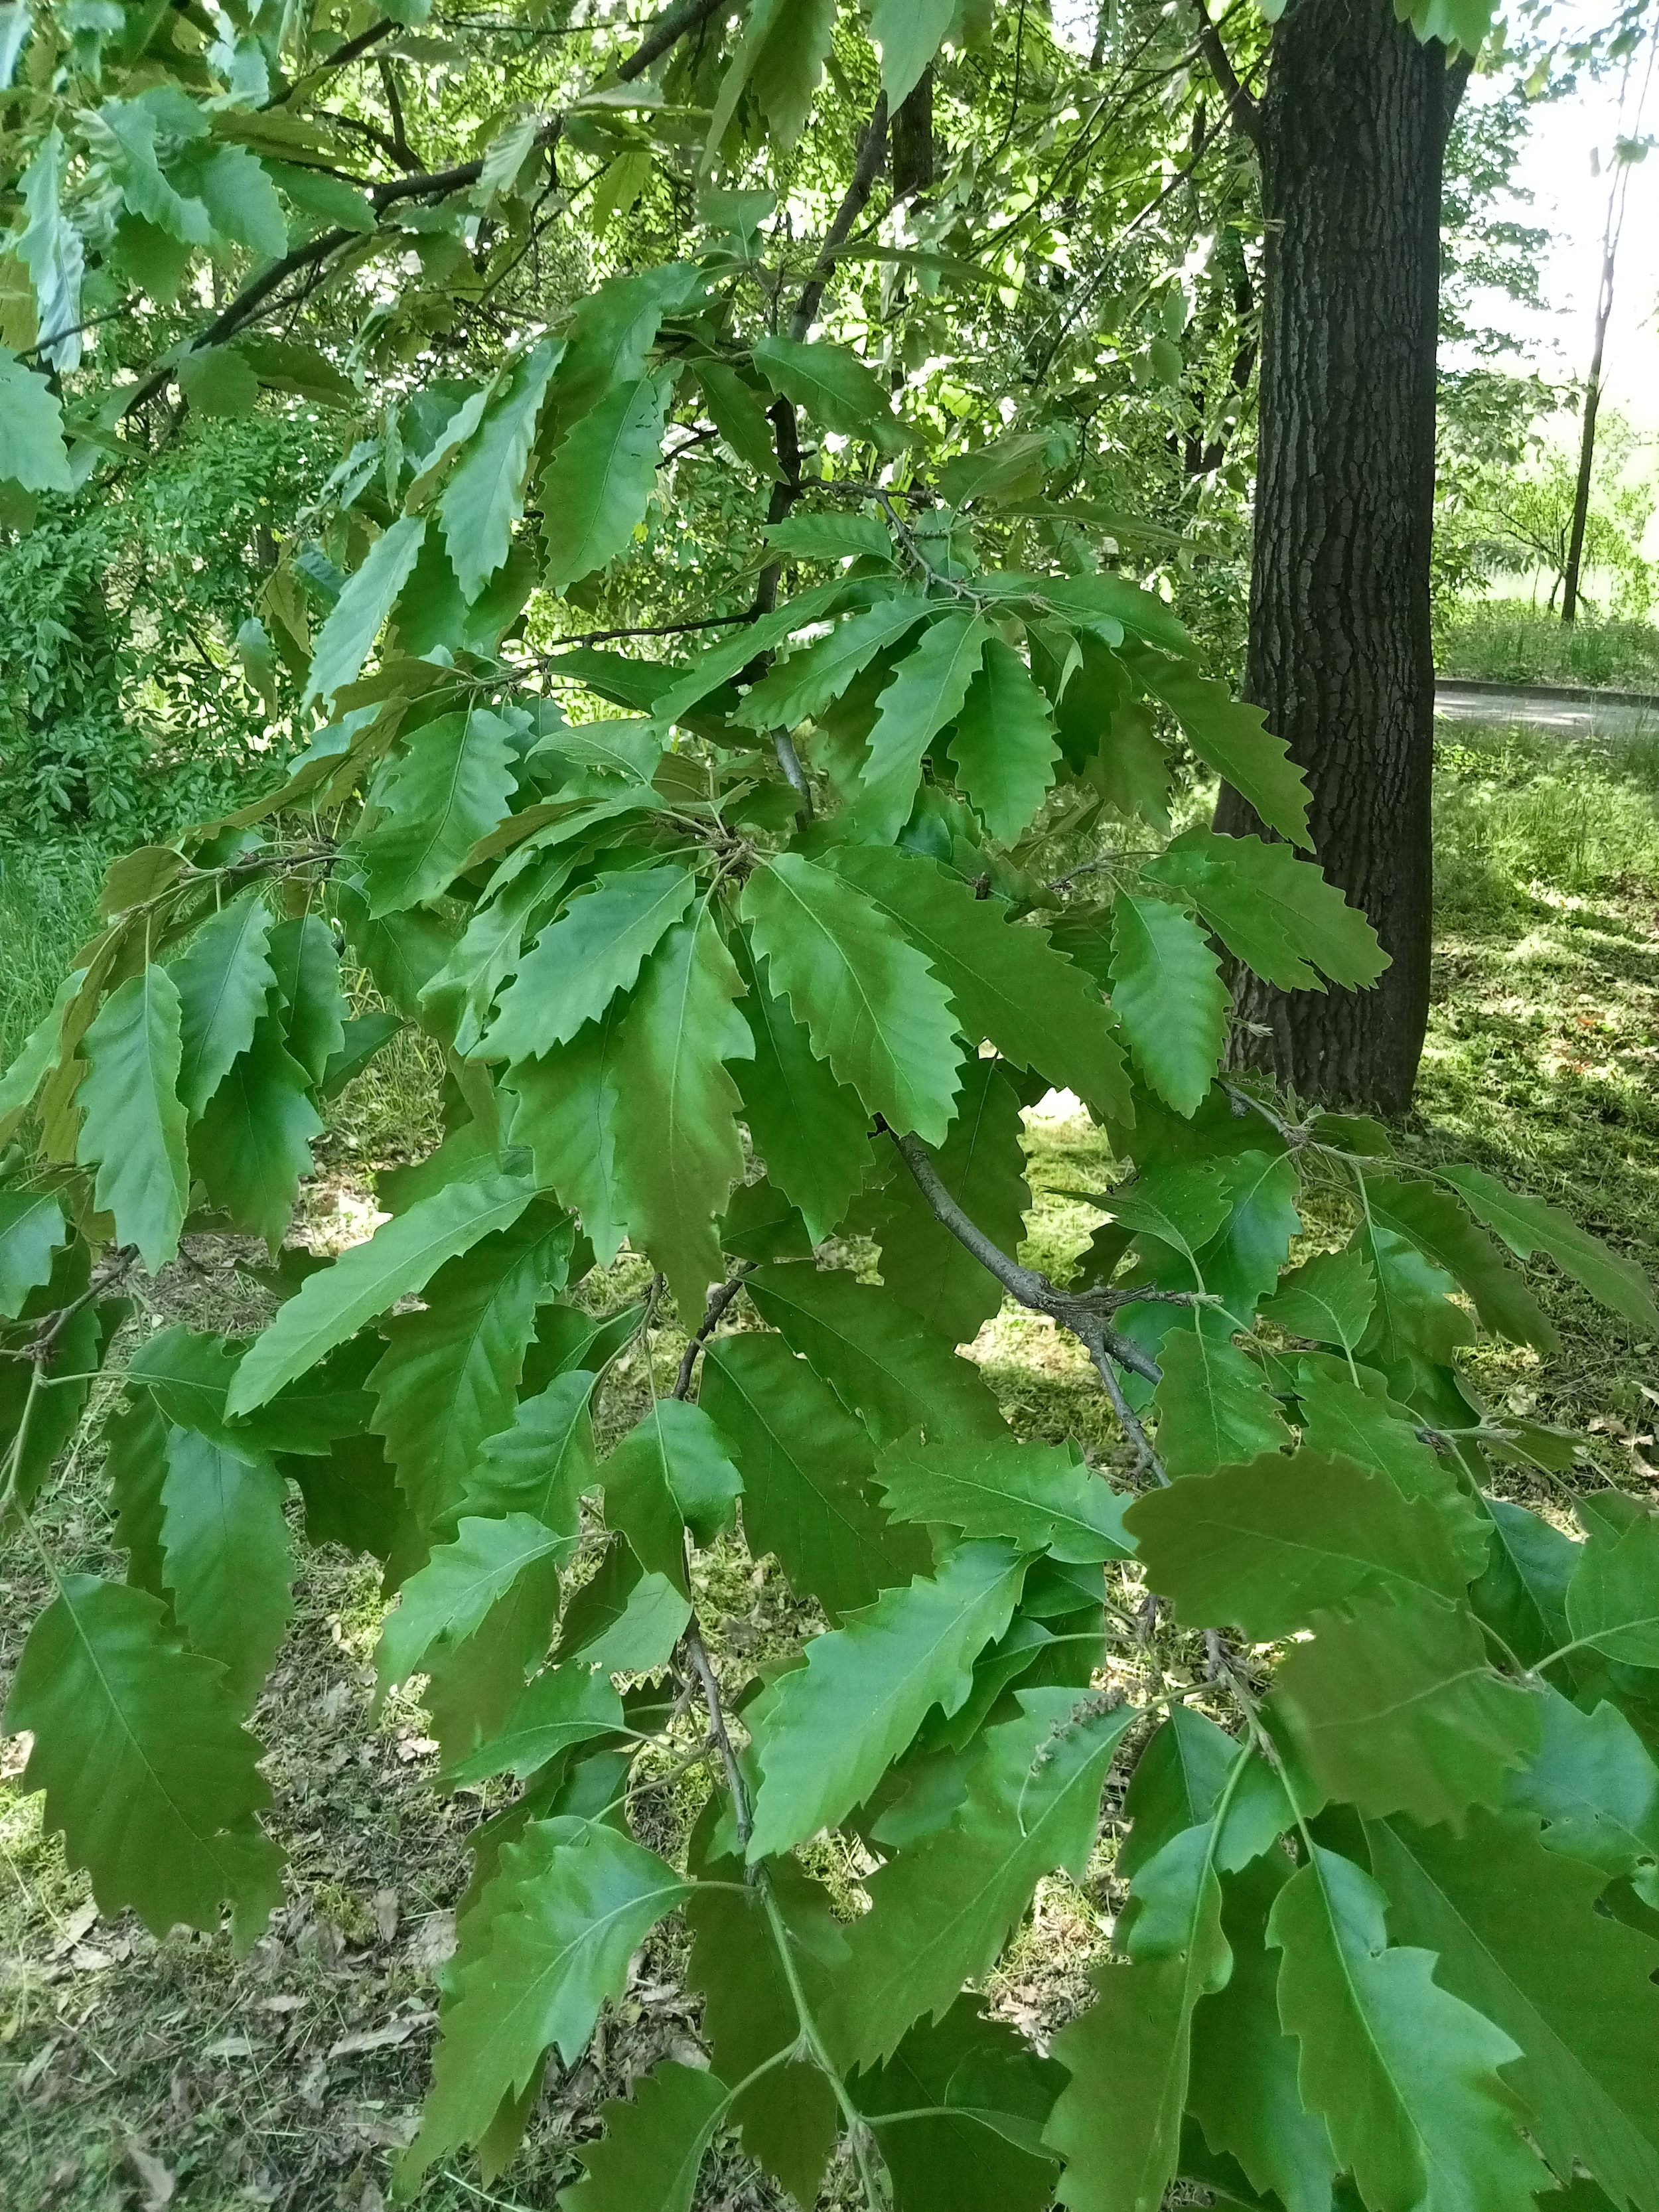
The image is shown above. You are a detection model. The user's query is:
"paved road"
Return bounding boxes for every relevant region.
[1435,678,1659,740]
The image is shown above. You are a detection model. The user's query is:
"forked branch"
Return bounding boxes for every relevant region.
[888,1128,1171,1481]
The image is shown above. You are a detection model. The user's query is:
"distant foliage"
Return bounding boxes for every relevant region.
[0,415,326,834]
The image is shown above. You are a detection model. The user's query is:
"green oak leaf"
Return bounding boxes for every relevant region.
[506,997,631,1263]
[698,1332,930,1619]
[1366,1176,1558,1355]
[1151,1329,1291,1478]
[1126,1448,1467,1639]
[1127,658,1312,849]
[169,892,277,1116]
[609,901,753,1325]
[159,1428,295,1712]
[370,1201,573,1533]
[1046,1791,1232,2212]
[226,1164,538,1415]
[304,512,427,707]
[741,852,964,1144]
[2,1574,283,1948]
[849,610,992,841]
[1109,893,1229,1119]
[399,1816,692,2186]
[687,1844,843,2204]
[191,1013,324,1250]
[861,1055,1029,1346]
[1369,1806,1659,2212]
[1293,1358,1489,1580]
[875,1432,1134,1564]
[1565,1511,1659,1668]
[481,866,695,1067]
[1188,1854,1336,2212]
[445,1662,625,1786]
[74,964,190,1272]
[734,591,931,732]
[359,707,519,917]
[948,633,1062,842]
[558,2060,730,2212]
[459,1366,599,1532]
[1439,1163,1659,1338]
[852,1998,1067,2212]
[824,1688,1137,2069]
[1143,828,1386,990]
[1261,1247,1375,1354]
[1268,1844,1546,2212]
[744,1264,1009,1448]
[541,374,671,593]
[731,927,871,1244]
[1271,1589,1540,1827]
[827,846,1132,1123]
[752,332,911,445]
[0,1187,68,1319]
[267,913,348,1086]
[746,1540,1027,1859]
[1504,1684,1659,1886]
[440,336,561,602]
[376,1512,565,1698]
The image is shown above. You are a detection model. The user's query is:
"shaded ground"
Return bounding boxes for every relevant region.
[3,721,1657,2211]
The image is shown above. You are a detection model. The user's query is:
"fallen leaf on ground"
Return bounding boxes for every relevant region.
[51,1900,98,1955]
[404,1911,455,1970]
[327,2012,433,2059]
[202,2032,255,2059]
[124,2140,176,2209]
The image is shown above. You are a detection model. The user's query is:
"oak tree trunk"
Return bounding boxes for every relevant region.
[1216,0,1465,1111]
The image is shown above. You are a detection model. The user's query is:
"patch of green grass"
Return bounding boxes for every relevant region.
[1433,724,1659,918]
[0,840,107,1069]
[1436,602,1659,692]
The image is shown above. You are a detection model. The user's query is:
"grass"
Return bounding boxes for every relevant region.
[3,719,1659,2208]
[0,842,111,1071]
[1436,601,1659,692]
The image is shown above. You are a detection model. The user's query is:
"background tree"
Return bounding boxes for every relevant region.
[1193,0,1474,1108]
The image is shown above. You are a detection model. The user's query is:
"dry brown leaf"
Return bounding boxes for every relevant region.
[50,1900,98,1955]
[327,2011,432,2059]
[124,2140,176,2210]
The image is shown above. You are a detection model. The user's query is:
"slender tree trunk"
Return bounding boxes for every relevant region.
[1216,0,1466,1112]
[1561,33,1655,622]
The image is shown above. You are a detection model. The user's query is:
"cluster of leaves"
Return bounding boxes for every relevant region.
[5,3,1659,2211]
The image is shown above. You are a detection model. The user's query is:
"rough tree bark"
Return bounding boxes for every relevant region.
[1206,0,1467,1111]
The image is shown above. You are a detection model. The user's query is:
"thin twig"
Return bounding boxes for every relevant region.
[672,1266,754,1400]
[886,1126,1171,1483]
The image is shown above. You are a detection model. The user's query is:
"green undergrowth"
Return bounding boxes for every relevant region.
[1436,601,1659,692]
[3,720,1658,2207]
